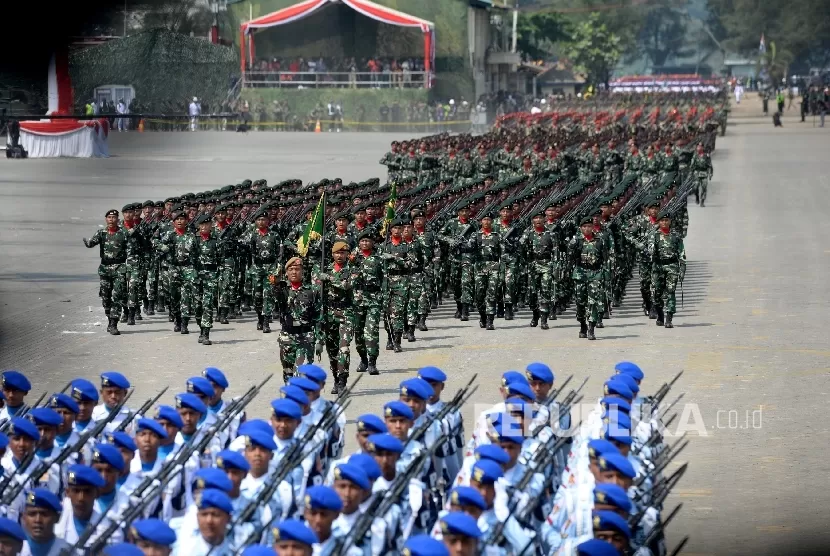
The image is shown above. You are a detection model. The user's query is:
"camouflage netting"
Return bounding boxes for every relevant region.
[69,29,239,113]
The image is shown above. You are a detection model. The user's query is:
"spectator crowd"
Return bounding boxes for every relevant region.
[246,56,428,88]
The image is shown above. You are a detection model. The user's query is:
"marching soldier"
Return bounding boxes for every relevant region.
[83,209,128,335]
[315,242,356,394]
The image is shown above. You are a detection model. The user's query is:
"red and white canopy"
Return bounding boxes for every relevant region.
[239,0,435,85]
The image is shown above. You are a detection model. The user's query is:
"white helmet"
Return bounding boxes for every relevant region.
[449,99,455,105]
[193,96,198,101]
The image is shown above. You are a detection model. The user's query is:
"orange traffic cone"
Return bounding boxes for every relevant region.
[315,119,321,133]
[138,119,145,132]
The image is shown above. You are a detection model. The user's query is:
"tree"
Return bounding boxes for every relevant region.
[562,13,622,86]
[516,12,569,61]
[638,1,692,70]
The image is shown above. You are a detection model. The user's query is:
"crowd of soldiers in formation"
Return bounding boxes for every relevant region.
[0,359,687,556]
[80,91,722,392]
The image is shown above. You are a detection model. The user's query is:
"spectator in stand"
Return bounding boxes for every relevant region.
[116,98,128,131]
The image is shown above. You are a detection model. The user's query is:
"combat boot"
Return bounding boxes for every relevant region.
[135,306,143,321]
[695,191,699,204]
[156,299,165,313]
[648,306,658,320]
[262,317,271,333]
[479,310,486,328]
[386,336,394,350]
[198,327,206,344]
[611,298,621,308]
[120,310,128,324]
[104,306,111,318]
[331,375,342,395]
[406,325,416,342]
[202,328,212,345]
[655,307,664,327]
[486,315,494,330]
[700,199,705,208]
[127,308,136,326]
[241,299,252,312]
[556,302,564,316]
[530,309,539,327]
[578,319,587,338]
[430,297,438,310]
[460,304,470,322]
[497,303,505,318]
[109,317,120,335]
[256,313,263,331]
[143,300,150,315]
[587,322,596,340]
[596,319,604,329]
[357,355,369,373]
[603,308,610,320]
[227,305,237,319]
[418,314,428,331]
[454,301,462,319]
[219,308,229,325]
[174,315,181,333]
[181,317,190,334]
[548,303,557,321]
[393,331,403,353]
[665,313,674,328]
[540,313,549,330]
[168,310,175,323]
[368,356,379,375]
[504,303,514,320]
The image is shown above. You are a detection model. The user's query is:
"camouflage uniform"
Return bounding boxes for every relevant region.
[494,219,522,315]
[569,231,608,334]
[474,151,494,179]
[626,213,659,314]
[122,223,145,319]
[648,228,685,325]
[415,225,439,316]
[438,217,478,316]
[85,227,128,321]
[474,228,501,322]
[382,237,414,351]
[215,220,238,319]
[521,226,557,325]
[379,151,401,182]
[160,229,198,326]
[690,151,713,205]
[245,228,282,327]
[352,247,384,368]
[314,262,355,383]
[404,238,425,334]
[195,229,220,333]
[273,278,322,383]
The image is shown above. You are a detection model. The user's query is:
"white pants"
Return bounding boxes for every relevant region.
[190,117,198,131]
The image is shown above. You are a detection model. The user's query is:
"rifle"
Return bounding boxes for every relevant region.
[0,391,50,433]
[631,462,688,515]
[639,503,683,549]
[112,386,169,434]
[649,370,684,408]
[668,535,690,556]
[2,388,135,507]
[402,373,478,452]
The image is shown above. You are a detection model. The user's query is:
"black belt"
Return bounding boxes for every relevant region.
[101,259,126,265]
[387,270,410,276]
[359,285,381,293]
[171,261,194,267]
[200,264,219,271]
[284,325,313,334]
[253,259,276,265]
[480,258,500,263]
[657,258,678,264]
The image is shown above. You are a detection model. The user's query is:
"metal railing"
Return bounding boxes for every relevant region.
[242,71,428,89]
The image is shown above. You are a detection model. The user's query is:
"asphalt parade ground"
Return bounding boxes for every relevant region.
[0,125,828,554]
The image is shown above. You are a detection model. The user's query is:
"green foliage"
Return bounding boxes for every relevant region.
[516,12,568,61]
[562,13,621,86]
[69,30,238,110]
[637,0,692,69]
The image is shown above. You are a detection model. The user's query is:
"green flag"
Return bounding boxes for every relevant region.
[297,192,325,257]
[381,183,397,238]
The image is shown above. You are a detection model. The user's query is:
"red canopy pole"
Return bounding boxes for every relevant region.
[250,33,256,65]
[240,26,246,75]
[423,30,431,89]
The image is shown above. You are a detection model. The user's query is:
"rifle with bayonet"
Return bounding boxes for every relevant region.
[112,386,169,434]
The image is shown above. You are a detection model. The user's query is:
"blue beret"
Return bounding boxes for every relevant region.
[193,468,232,493]
[403,534,449,556]
[348,453,381,481]
[48,393,79,414]
[0,433,7,451]
[439,511,482,539]
[25,488,61,513]
[272,518,319,547]
[501,371,528,387]
[27,408,63,428]
[597,453,636,479]
[103,544,143,556]
[471,460,503,484]
[241,547,277,556]
[504,396,533,415]
[383,401,414,420]
[154,405,184,429]
[67,464,106,488]
[417,366,447,383]
[600,397,631,414]
[603,379,633,401]
[106,431,136,452]
[613,373,640,394]
[271,399,302,420]
[216,450,250,472]
[136,418,168,440]
[602,409,632,430]
[186,377,215,399]
[0,517,25,542]
[400,378,434,401]
[304,485,343,512]
[9,418,39,441]
[130,518,176,546]
[592,510,631,538]
[297,364,327,383]
[91,443,125,472]
[279,385,309,407]
[175,393,207,415]
[577,539,619,556]
[356,414,387,434]
[245,429,277,451]
[593,484,632,513]
[202,367,229,389]
[587,439,620,459]
[238,419,272,437]
[490,417,524,445]
[1,370,31,392]
[614,361,644,382]
[525,362,554,384]
[448,487,485,510]
[506,381,536,401]
[71,379,98,402]
[332,463,370,490]
[288,377,321,393]
[196,488,233,514]
[474,444,510,465]
[101,371,130,389]
[366,433,403,454]
[604,428,633,446]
